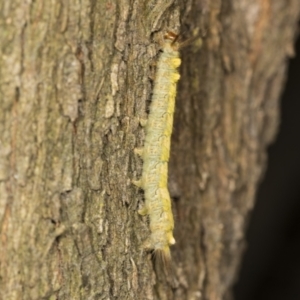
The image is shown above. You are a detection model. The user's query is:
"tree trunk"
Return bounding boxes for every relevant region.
[0,1,299,299]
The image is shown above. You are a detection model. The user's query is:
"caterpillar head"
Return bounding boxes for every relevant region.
[163,31,180,51]
[164,31,179,43]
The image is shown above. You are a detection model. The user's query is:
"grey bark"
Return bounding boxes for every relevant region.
[0,0,299,299]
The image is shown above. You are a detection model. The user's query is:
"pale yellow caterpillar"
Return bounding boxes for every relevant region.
[133,31,181,261]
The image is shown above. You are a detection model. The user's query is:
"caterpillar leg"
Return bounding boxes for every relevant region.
[139,118,147,127]
[132,179,142,188]
[138,205,148,216]
[134,147,144,157]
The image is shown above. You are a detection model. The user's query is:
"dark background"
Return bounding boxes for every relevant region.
[233,37,300,300]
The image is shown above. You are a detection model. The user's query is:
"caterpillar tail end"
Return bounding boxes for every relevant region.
[154,246,172,274]
[154,237,175,265]
[154,247,171,263]
[142,237,175,273]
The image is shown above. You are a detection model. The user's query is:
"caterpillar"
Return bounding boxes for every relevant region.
[133,31,181,262]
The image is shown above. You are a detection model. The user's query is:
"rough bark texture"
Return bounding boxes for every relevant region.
[0,0,299,299]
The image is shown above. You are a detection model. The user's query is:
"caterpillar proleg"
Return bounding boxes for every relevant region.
[133,31,181,261]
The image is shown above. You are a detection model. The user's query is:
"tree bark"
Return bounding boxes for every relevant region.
[0,1,299,299]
